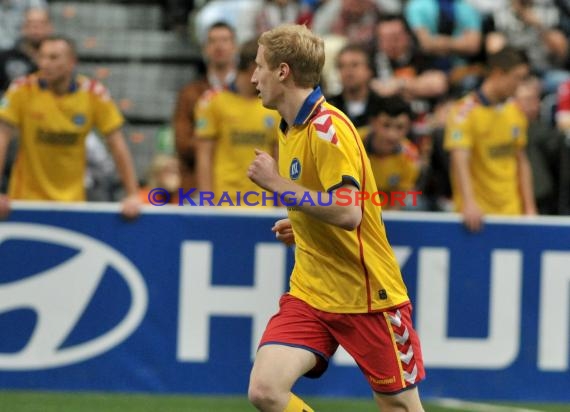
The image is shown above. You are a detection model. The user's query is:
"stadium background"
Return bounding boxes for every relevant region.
[0,0,570,411]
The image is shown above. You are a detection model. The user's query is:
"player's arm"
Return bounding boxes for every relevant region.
[193,92,218,195]
[449,148,483,232]
[106,128,141,219]
[516,148,537,215]
[403,70,448,99]
[0,120,13,218]
[195,139,215,193]
[173,85,197,162]
[248,149,362,231]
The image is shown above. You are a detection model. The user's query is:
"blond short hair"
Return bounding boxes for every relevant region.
[258,24,325,88]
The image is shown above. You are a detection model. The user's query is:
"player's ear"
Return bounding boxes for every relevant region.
[278,63,290,82]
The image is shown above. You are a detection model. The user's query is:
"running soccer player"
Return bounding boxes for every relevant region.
[247,24,425,412]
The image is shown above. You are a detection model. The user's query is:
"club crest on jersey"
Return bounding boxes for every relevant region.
[313,113,338,145]
[0,96,7,108]
[196,118,207,130]
[264,116,275,128]
[512,126,520,139]
[72,114,86,126]
[388,174,401,187]
[290,158,301,180]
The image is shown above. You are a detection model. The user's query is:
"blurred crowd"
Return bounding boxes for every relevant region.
[1,0,570,221]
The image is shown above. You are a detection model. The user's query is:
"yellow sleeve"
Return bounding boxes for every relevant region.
[0,82,25,126]
[310,112,362,192]
[91,81,124,135]
[444,101,473,151]
[194,90,219,141]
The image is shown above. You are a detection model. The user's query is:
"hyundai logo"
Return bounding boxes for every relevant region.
[0,223,148,370]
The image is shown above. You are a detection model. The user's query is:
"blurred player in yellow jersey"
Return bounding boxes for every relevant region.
[444,46,536,231]
[247,25,425,412]
[0,35,140,219]
[194,39,280,205]
[366,95,421,210]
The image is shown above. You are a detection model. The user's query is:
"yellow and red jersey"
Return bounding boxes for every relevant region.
[0,73,124,201]
[444,90,527,214]
[194,88,280,205]
[278,87,409,313]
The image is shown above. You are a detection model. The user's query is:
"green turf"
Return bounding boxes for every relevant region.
[0,391,568,412]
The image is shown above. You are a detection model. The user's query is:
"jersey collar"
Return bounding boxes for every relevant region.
[475,88,492,106]
[280,86,326,133]
[38,75,79,93]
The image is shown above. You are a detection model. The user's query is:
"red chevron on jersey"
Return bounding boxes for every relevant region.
[312,114,338,145]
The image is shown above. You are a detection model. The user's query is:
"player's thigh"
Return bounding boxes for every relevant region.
[373,386,424,412]
[256,294,338,380]
[327,304,425,394]
[249,344,317,390]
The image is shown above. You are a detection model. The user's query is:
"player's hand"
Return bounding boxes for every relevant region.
[272,218,295,246]
[462,201,484,232]
[524,204,538,216]
[0,194,11,219]
[121,194,141,220]
[247,148,281,192]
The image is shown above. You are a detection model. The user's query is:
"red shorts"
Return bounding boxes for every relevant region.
[259,294,425,394]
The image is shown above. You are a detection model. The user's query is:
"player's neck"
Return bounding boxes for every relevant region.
[278,87,314,128]
[47,76,73,96]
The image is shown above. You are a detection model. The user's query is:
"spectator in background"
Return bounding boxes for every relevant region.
[371,14,448,100]
[366,96,422,210]
[327,44,385,140]
[405,0,483,93]
[312,0,382,94]
[0,35,140,219]
[255,0,301,35]
[0,7,52,195]
[486,0,569,93]
[312,0,381,48]
[515,76,564,214]
[0,0,47,51]
[173,22,237,196]
[444,46,536,232]
[139,154,180,205]
[371,14,447,181]
[0,7,52,93]
[194,39,279,205]
[297,0,326,26]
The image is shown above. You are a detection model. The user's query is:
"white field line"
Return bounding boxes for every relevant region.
[431,398,543,412]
